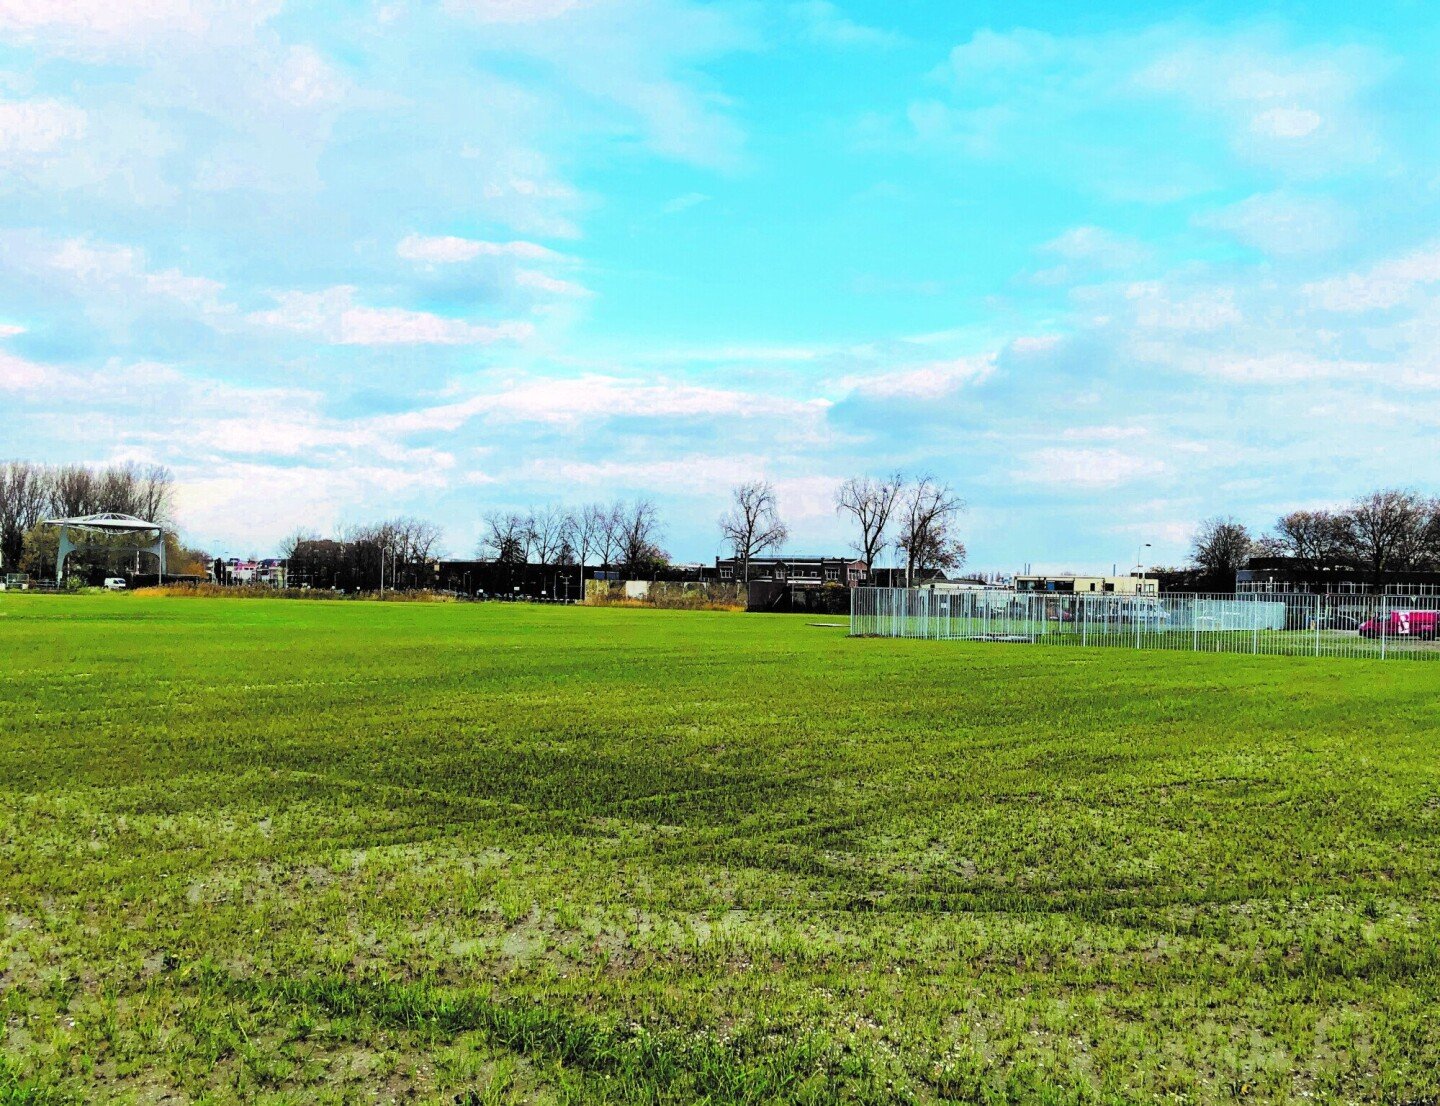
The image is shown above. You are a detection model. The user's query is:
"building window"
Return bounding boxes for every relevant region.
[719,566,732,579]
[825,568,838,581]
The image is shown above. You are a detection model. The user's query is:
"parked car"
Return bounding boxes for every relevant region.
[1359,610,1440,639]
[103,577,127,591]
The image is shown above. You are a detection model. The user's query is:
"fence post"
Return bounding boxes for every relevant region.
[1314,595,1321,658]
[1252,601,1259,655]
[1381,596,1388,661]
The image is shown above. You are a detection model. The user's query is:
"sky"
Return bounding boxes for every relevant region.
[3,0,1440,572]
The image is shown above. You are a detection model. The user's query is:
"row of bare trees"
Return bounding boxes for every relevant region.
[279,517,444,591]
[1191,489,1440,584]
[712,476,967,586]
[834,473,966,585]
[478,500,666,574]
[0,460,176,572]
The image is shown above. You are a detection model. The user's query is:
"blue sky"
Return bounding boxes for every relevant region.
[4,0,1440,571]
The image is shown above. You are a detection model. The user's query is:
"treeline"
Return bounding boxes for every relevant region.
[0,460,206,578]
[478,500,666,573]
[832,474,966,581]
[470,474,969,585]
[1190,489,1440,585]
[280,518,443,592]
[712,474,968,582]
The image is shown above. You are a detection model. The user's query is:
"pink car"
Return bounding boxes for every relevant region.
[1359,610,1440,640]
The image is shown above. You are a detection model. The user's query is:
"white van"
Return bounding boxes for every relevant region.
[103,578,127,591]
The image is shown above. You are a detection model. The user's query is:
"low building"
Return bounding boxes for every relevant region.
[714,554,869,587]
[868,567,952,588]
[218,558,287,587]
[920,576,991,593]
[1236,557,1440,597]
[1015,573,1158,596]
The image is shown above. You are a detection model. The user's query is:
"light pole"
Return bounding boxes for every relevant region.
[1136,542,1152,592]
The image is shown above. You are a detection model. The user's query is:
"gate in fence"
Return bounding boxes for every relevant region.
[849,587,1440,661]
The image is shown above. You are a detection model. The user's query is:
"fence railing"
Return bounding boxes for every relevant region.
[850,588,1440,661]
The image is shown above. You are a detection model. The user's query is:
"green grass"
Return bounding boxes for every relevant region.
[3,593,1440,1104]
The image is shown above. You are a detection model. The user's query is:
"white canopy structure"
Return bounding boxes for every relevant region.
[43,513,166,582]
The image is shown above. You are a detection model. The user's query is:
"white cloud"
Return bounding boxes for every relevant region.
[0,0,192,37]
[1015,447,1168,487]
[175,460,447,553]
[917,26,1389,179]
[0,349,65,392]
[0,97,87,158]
[1251,106,1323,139]
[45,238,226,307]
[1204,353,1376,384]
[661,191,709,215]
[1134,36,1385,169]
[1042,226,1150,265]
[0,232,234,338]
[840,355,995,400]
[248,286,534,345]
[443,0,581,23]
[481,373,826,424]
[514,269,590,296]
[0,0,280,60]
[396,234,565,264]
[1009,335,1061,355]
[1305,245,1440,312]
[1124,282,1242,331]
[444,0,754,171]
[1196,191,1349,257]
[1033,225,1151,282]
[1059,424,1149,442]
[272,45,347,108]
[790,2,899,49]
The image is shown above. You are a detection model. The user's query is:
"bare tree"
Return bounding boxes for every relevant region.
[401,518,443,564]
[525,504,569,567]
[895,476,966,586]
[1342,489,1432,580]
[562,503,609,600]
[0,462,51,571]
[719,481,788,581]
[132,464,175,525]
[616,499,666,573]
[567,503,607,568]
[835,473,903,571]
[1273,509,1350,570]
[479,511,528,564]
[48,464,97,517]
[1191,517,1253,585]
[279,528,320,560]
[597,501,629,569]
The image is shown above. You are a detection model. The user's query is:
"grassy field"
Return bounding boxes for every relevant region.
[3,594,1440,1104]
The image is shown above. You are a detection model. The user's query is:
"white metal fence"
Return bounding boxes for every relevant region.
[850,588,1440,661]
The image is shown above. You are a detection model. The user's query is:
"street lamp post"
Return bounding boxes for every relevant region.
[1136,542,1153,592]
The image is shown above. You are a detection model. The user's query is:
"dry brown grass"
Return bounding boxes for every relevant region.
[585,580,746,612]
